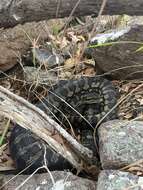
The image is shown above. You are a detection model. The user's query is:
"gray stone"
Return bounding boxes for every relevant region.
[98,120,143,169]
[1,171,96,190]
[33,48,64,69]
[97,170,143,190]
[90,24,143,80]
[23,66,58,85]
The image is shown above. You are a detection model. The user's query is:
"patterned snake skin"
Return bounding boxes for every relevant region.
[9,76,118,173]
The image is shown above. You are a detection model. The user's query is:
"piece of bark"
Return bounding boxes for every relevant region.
[0,171,97,190]
[97,170,143,190]
[0,85,99,175]
[0,19,65,72]
[90,20,143,79]
[1,0,143,28]
[98,120,143,169]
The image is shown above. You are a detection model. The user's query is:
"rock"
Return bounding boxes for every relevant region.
[23,66,58,85]
[98,120,143,169]
[33,48,64,69]
[97,170,143,190]
[1,171,96,190]
[90,22,143,79]
[0,19,65,72]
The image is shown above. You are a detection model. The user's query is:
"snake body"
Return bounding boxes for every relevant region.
[9,76,118,172]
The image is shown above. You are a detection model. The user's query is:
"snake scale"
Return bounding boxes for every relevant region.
[9,76,118,173]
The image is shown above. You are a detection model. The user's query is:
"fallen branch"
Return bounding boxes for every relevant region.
[0,85,99,175]
[1,0,143,28]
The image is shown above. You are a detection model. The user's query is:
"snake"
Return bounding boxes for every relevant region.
[9,76,118,173]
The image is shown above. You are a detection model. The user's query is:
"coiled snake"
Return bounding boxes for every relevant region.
[9,76,117,173]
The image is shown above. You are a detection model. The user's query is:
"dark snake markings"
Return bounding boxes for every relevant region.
[9,76,118,173]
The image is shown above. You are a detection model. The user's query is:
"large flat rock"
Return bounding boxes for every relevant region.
[0,171,96,190]
[97,170,143,190]
[90,18,143,80]
[98,120,143,169]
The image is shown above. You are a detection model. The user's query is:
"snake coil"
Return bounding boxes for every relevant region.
[9,76,118,173]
